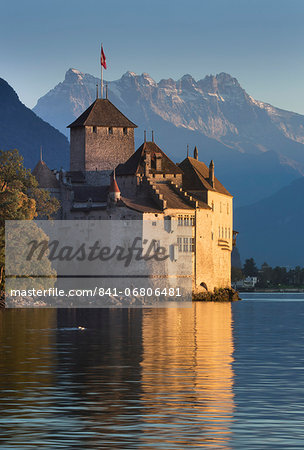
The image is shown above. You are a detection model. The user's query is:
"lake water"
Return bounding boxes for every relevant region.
[1,293,304,449]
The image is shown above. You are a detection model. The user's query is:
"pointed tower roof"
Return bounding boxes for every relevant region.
[32,160,59,189]
[67,99,137,128]
[116,141,184,176]
[109,176,120,193]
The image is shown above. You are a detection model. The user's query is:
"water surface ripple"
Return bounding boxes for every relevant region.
[0,294,303,448]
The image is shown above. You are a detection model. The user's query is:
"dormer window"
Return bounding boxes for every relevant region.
[123,127,128,135]
[108,127,113,135]
[93,126,97,133]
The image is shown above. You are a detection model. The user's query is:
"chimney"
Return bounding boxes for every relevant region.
[209,160,215,188]
[194,146,198,160]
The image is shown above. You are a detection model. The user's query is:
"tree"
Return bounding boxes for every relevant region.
[231,266,244,282]
[258,262,272,287]
[243,258,258,277]
[0,149,60,289]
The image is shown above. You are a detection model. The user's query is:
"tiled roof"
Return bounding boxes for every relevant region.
[67,99,137,128]
[121,196,161,213]
[156,184,194,210]
[72,185,108,202]
[116,141,183,176]
[32,160,59,189]
[179,157,232,197]
[67,171,86,183]
[158,184,210,210]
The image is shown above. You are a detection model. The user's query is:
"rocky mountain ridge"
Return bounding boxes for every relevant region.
[0,78,69,169]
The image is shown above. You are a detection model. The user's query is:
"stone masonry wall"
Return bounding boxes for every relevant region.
[85,126,134,171]
[70,128,85,171]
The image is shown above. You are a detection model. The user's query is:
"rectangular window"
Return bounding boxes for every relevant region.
[178,215,183,226]
[177,237,182,252]
[93,126,97,133]
[184,215,189,226]
[123,127,128,135]
[183,237,189,252]
[190,216,195,226]
[191,237,195,252]
[153,240,160,251]
[108,127,113,135]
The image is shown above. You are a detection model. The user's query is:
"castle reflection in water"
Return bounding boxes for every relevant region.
[0,304,234,449]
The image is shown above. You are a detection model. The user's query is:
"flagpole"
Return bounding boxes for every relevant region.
[101,42,103,99]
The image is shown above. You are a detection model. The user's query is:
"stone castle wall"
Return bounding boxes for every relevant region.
[85,126,134,171]
[70,128,85,171]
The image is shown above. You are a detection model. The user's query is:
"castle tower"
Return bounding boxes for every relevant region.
[68,99,137,172]
[108,172,121,203]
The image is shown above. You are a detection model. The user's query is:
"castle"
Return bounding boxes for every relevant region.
[33,97,234,292]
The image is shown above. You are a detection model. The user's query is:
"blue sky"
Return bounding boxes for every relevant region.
[1,0,304,112]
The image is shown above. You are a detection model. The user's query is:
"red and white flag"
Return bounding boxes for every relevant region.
[101,45,107,69]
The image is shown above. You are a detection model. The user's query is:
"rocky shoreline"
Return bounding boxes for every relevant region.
[193,287,241,302]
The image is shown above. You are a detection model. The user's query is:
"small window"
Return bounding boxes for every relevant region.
[177,237,182,252]
[152,221,156,226]
[212,201,214,211]
[183,237,189,252]
[123,127,128,135]
[153,240,161,251]
[93,126,97,133]
[108,127,113,135]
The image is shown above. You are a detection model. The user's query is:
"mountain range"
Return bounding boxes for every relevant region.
[33,68,304,206]
[1,70,304,266]
[0,78,69,169]
[235,176,304,267]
